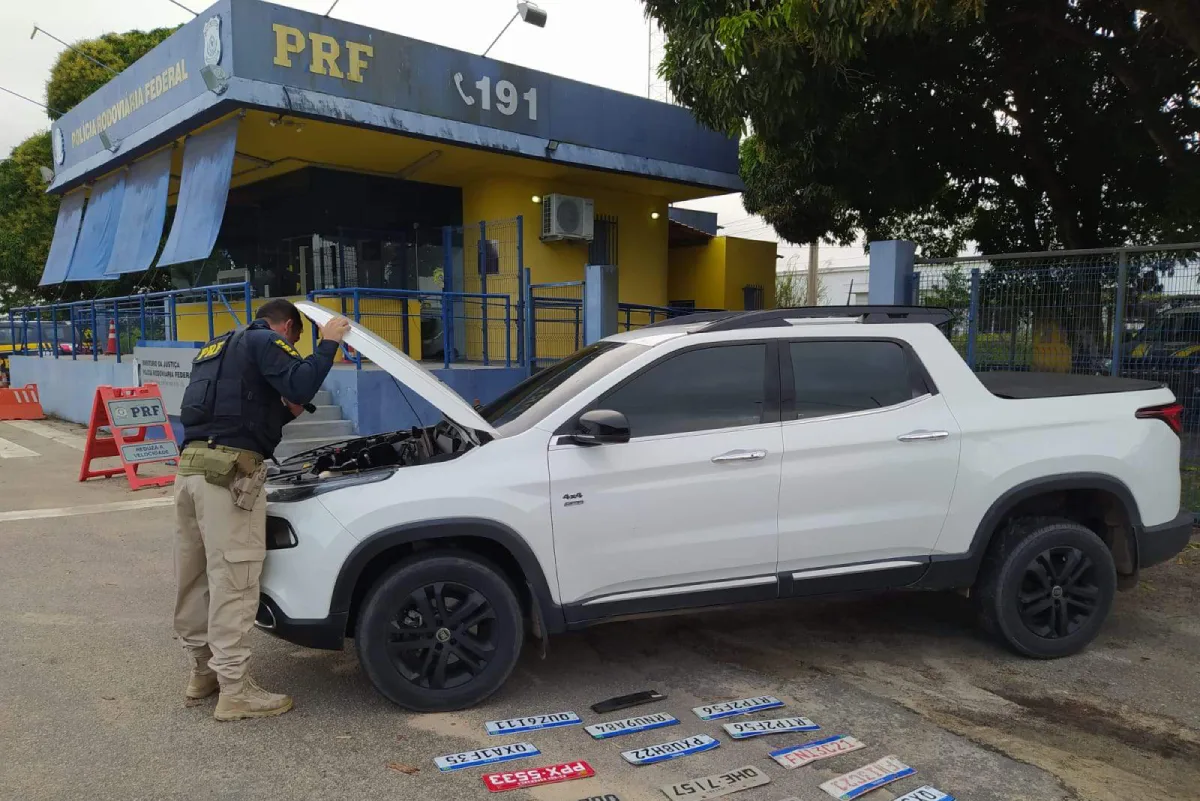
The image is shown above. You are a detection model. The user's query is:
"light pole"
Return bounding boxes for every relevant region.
[482,2,548,58]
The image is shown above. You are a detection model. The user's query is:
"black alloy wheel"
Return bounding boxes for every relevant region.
[1017,546,1102,638]
[388,581,497,690]
[975,517,1116,659]
[356,552,524,711]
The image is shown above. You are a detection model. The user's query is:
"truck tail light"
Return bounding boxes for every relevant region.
[1136,402,1183,436]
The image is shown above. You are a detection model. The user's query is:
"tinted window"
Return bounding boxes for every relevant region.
[483,341,647,435]
[599,344,767,437]
[790,341,920,418]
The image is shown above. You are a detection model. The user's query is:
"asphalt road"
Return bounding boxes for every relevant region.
[1,419,1198,801]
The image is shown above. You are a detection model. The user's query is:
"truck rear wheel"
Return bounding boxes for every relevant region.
[356,552,524,712]
[975,517,1116,659]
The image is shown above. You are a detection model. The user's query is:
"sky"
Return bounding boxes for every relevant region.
[0,0,868,269]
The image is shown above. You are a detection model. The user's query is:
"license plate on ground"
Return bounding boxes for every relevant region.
[894,787,955,801]
[585,712,680,739]
[621,734,720,766]
[820,755,916,801]
[722,716,819,739]
[692,695,784,721]
[769,735,866,769]
[434,742,541,772]
[660,764,771,800]
[481,760,594,792]
[485,711,582,735]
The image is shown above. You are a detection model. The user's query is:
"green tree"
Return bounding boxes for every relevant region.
[645,0,1200,255]
[46,28,177,118]
[0,27,176,308]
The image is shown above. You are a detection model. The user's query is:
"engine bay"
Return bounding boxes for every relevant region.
[270,420,472,483]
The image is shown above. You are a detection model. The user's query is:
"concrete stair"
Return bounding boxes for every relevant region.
[276,390,356,460]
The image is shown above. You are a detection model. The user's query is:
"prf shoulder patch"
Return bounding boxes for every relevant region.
[194,338,227,363]
[273,338,302,359]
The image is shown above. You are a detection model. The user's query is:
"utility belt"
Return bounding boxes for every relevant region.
[179,442,268,511]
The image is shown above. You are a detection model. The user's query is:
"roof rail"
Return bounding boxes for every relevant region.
[696,306,953,332]
[641,311,739,329]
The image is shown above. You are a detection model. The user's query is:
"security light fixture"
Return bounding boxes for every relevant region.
[38,166,54,183]
[531,195,541,203]
[483,2,548,57]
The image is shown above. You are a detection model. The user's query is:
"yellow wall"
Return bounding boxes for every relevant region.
[723,237,779,310]
[175,296,421,360]
[461,176,670,305]
[668,239,727,310]
[667,236,778,310]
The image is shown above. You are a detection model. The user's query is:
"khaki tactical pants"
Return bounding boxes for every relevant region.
[173,472,266,683]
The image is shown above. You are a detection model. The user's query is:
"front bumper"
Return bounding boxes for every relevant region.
[1137,511,1194,569]
[256,593,347,651]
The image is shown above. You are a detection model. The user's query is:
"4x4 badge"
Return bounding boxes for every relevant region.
[562,492,584,507]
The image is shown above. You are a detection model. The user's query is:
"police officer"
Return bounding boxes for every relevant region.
[173,298,350,721]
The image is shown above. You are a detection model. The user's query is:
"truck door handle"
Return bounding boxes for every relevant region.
[897,430,949,442]
[712,449,767,463]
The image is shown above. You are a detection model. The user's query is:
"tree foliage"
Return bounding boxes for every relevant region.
[46,28,177,118]
[0,27,175,308]
[646,0,1200,256]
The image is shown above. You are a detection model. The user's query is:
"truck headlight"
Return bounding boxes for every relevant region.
[266,468,395,503]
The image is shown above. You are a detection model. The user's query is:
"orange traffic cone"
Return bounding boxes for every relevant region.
[105,320,117,355]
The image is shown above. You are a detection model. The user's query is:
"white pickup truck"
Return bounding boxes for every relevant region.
[258,304,1192,712]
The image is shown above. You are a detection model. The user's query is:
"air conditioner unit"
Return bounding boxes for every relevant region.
[541,193,594,242]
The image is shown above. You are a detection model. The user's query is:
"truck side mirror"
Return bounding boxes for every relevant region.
[572,409,630,446]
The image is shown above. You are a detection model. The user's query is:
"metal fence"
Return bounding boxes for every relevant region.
[525,285,719,370]
[4,283,253,363]
[914,242,1200,512]
[308,287,514,369]
[528,281,585,370]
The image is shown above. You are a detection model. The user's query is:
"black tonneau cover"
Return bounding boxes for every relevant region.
[979,371,1164,399]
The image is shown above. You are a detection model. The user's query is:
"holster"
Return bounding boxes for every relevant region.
[230,460,268,511]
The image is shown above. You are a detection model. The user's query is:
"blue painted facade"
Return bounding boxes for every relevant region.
[48,0,740,195]
[9,355,139,423]
[323,367,525,436]
[12,351,525,439]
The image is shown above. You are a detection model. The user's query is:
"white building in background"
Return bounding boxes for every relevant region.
[777,263,870,306]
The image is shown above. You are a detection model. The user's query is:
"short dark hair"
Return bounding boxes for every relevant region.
[255,298,303,333]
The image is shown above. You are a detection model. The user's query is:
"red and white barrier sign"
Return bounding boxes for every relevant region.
[482,760,595,793]
[79,384,178,491]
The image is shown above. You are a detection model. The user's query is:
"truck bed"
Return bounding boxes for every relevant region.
[978,371,1164,399]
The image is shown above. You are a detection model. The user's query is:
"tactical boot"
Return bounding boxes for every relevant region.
[185,654,219,700]
[213,675,293,721]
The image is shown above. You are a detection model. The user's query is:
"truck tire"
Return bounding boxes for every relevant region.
[975,517,1117,659]
[356,552,524,712]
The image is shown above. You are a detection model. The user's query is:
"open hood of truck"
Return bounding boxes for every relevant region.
[295,301,498,440]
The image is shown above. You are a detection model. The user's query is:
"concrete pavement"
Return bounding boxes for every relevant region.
[1,419,1197,801]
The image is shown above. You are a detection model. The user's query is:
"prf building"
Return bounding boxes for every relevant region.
[39,0,776,359]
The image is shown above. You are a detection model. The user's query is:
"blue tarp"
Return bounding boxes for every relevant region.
[156,117,239,267]
[106,148,172,276]
[64,171,126,282]
[38,190,87,285]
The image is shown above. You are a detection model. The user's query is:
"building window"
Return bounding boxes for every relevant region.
[589,215,618,266]
[743,284,764,310]
[669,299,696,311]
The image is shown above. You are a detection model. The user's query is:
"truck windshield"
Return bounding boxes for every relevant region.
[482,341,647,435]
[1138,312,1200,343]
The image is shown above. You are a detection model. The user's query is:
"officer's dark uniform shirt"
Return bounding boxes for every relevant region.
[180,319,339,457]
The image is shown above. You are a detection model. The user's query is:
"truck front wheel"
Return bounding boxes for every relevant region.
[356,552,524,712]
[975,517,1117,659]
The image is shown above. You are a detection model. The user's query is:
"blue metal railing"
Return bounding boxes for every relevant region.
[307,287,514,370]
[4,283,252,364]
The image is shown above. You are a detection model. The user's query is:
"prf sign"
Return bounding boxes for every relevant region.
[272,23,373,83]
